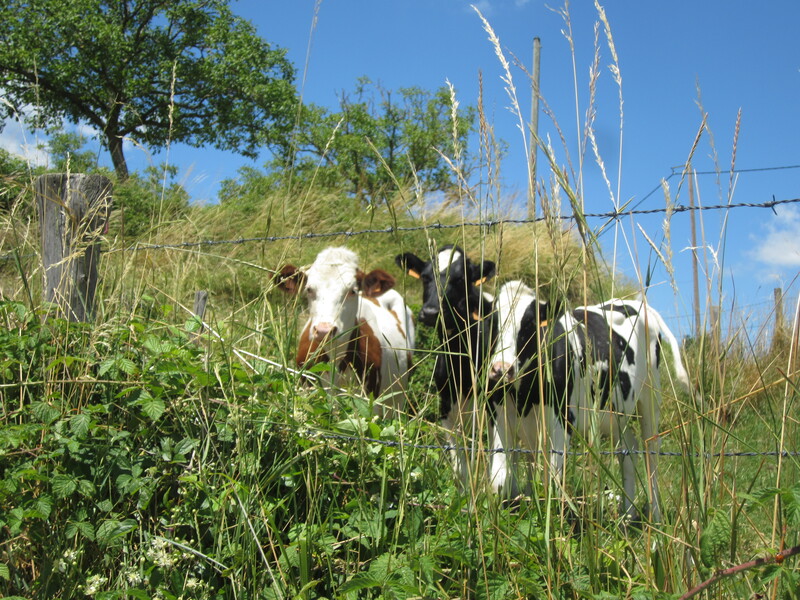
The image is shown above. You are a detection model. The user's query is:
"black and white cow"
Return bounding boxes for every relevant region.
[488,280,690,521]
[395,245,498,488]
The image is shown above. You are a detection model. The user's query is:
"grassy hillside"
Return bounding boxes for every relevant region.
[0,170,798,599]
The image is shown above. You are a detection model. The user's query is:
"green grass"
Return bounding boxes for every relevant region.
[1,247,798,598]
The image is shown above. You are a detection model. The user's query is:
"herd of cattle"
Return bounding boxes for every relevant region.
[276,245,691,521]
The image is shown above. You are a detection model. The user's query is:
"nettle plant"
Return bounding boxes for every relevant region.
[0,301,297,598]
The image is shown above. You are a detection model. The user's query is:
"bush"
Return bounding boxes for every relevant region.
[110,165,189,239]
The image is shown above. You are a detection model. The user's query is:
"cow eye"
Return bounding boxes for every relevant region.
[306,287,316,300]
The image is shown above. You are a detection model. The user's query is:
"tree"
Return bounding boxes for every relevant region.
[0,0,298,181]
[46,130,99,173]
[274,78,476,202]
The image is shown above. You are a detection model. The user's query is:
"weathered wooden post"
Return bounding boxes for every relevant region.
[36,173,112,321]
[191,290,208,344]
[772,287,786,350]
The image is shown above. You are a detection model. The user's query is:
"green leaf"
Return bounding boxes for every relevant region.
[65,519,95,540]
[338,573,383,594]
[98,358,116,377]
[96,518,137,545]
[69,412,92,437]
[77,479,96,497]
[34,494,54,519]
[476,573,511,600]
[174,437,199,457]
[135,389,165,421]
[335,417,369,436]
[143,336,174,355]
[51,474,77,499]
[31,400,61,424]
[700,508,731,568]
[0,562,10,580]
[185,316,202,333]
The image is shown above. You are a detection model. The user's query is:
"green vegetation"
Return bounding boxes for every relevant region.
[0,0,297,180]
[0,174,798,598]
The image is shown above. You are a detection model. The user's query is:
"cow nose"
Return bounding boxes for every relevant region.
[312,323,337,341]
[419,307,439,326]
[489,362,514,383]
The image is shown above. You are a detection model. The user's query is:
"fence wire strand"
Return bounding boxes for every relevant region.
[101,195,800,256]
[272,423,799,460]
[3,195,799,263]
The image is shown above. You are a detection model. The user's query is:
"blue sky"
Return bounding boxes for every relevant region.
[3,0,799,339]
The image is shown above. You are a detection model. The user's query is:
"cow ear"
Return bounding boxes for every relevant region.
[471,260,496,285]
[395,253,425,279]
[274,265,305,294]
[536,300,550,323]
[360,269,396,297]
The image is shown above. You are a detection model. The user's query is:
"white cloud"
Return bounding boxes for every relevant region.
[748,205,800,268]
[0,117,50,167]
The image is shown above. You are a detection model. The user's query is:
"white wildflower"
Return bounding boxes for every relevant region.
[83,574,108,596]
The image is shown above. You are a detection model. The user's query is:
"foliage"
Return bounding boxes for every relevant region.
[1,293,797,600]
[0,0,298,180]
[266,78,477,204]
[110,165,190,238]
[45,130,100,174]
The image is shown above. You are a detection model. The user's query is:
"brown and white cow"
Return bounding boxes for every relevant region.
[487,281,690,521]
[277,247,415,417]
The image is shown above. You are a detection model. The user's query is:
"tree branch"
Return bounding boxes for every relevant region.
[679,544,800,600]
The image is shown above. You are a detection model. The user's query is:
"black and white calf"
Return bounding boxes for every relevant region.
[488,281,690,520]
[395,245,498,487]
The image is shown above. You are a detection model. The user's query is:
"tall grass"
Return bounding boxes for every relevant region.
[1,3,798,599]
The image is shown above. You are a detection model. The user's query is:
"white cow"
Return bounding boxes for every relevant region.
[277,247,414,417]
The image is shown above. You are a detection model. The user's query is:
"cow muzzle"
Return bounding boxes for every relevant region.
[488,361,514,383]
[311,322,338,341]
[419,306,439,326]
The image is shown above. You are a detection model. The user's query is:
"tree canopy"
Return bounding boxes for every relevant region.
[271,79,476,203]
[0,0,298,180]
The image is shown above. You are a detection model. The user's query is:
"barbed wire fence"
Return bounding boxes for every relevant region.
[277,422,800,460]
[3,193,799,263]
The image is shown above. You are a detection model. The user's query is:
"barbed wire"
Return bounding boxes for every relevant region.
[2,194,798,263]
[97,195,800,256]
[277,423,799,460]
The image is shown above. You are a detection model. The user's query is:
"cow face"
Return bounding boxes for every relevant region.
[395,245,495,328]
[277,247,396,343]
[489,281,542,383]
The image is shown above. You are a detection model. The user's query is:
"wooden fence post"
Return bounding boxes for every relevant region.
[191,290,208,344]
[36,173,112,321]
[772,287,786,350]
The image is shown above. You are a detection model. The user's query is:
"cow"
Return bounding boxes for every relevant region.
[487,280,690,521]
[276,247,415,418]
[395,245,498,489]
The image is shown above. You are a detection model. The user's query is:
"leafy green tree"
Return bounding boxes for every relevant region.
[46,131,99,173]
[273,78,476,202]
[0,0,298,181]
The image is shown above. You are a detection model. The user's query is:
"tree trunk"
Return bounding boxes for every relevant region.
[107,132,129,181]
